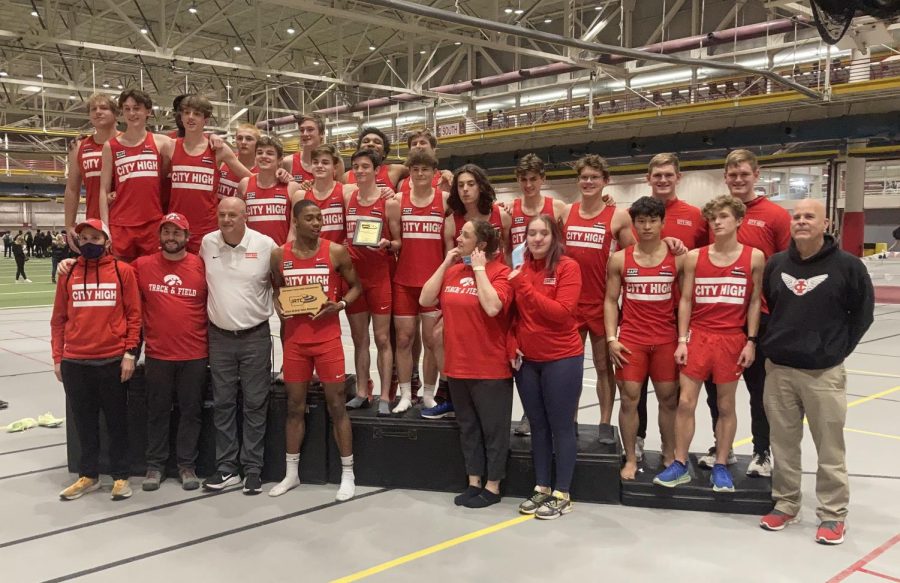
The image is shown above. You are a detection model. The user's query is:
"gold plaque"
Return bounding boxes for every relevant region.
[352,217,383,247]
[279,283,328,316]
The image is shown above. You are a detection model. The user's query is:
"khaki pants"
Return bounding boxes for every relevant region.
[763,360,848,521]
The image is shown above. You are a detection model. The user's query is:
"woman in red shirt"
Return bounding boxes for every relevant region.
[51,219,142,502]
[508,215,583,520]
[420,220,513,509]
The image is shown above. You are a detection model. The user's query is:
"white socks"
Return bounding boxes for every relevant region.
[422,384,437,409]
[336,455,356,501]
[392,382,412,413]
[268,454,301,497]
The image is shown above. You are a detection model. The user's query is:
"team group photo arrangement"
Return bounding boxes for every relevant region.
[1,0,898,581]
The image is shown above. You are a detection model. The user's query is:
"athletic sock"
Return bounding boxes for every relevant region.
[335,455,356,501]
[392,382,412,413]
[377,399,391,416]
[268,454,301,497]
[346,396,368,409]
[422,384,437,409]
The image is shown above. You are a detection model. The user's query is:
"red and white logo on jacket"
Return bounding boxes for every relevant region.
[781,273,828,296]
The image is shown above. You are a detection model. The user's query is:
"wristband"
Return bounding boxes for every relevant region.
[747,336,758,344]
[123,353,136,361]
[606,337,617,343]
[338,300,347,311]
[472,266,486,272]
[677,336,689,343]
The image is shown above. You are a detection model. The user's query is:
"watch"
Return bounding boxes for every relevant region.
[747,336,758,344]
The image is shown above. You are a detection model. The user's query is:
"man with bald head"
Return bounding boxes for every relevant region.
[200,196,278,495]
[758,198,873,545]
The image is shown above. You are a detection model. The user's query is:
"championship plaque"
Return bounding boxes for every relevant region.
[279,283,327,316]
[352,217,383,247]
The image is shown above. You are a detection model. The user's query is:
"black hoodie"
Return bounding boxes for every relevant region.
[762,234,874,370]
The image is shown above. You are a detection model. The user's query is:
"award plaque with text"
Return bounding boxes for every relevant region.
[352,217,383,247]
[279,283,327,316]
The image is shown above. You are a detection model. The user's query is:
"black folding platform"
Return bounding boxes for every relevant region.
[504,425,623,504]
[620,451,774,515]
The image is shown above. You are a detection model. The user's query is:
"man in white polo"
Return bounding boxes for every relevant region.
[200,196,277,495]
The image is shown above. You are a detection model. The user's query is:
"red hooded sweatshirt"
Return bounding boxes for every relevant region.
[51,255,142,363]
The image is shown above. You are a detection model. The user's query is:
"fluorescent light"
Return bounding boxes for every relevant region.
[233,46,241,51]
[313,60,320,65]
[117,84,123,89]
[420,49,427,54]
[287,27,295,34]
[31,10,38,16]
[36,73,43,78]
[0,71,8,77]
[69,95,76,100]
[513,8,524,14]
[595,5,603,9]
[140,28,148,34]
[369,45,376,51]
[504,7,513,14]
[102,82,110,88]
[454,41,461,45]
[188,4,198,14]
[544,18,552,23]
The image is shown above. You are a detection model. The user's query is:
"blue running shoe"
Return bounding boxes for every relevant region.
[711,464,735,492]
[421,401,455,419]
[653,460,691,487]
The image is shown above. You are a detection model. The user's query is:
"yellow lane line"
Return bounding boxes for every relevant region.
[733,385,900,449]
[843,427,900,441]
[330,515,533,582]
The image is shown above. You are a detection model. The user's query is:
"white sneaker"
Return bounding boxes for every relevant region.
[697,445,738,469]
[746,450,772,477]
[25,279,33,283]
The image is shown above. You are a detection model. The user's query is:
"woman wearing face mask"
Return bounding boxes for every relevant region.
[420,219,514,508]
[508,215,583,520]
[51,219,142,502]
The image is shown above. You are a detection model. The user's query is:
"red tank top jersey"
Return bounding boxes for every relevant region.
[618,246,678,346]
[77,136,105,220]
[345,190,393,281]
[735,196,791,259]
[304,184,346,242]
[394,190,445,287]
[398,170,442,195]
[348,165,397,191]
[168,139,220,239]
[291,155,314,183]
[218,162,257,199]
[281,240,342,345]
[109,133,163,226]
[451,204,503,239]
[133,252,208,361]
[510,197,554,246]
[244,175,291,246]
[564,203,617,306]
[691,245,754,334]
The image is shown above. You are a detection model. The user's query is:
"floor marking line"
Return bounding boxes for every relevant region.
[843,427,900,441]
[0,343,55,366]
[331,514,533,583]
[0,442,66,456]
[802,471,900,480]
[40,488,390,582]
[733,386,900,449]
[827,533,900,583]
[0,464,67,481]
[857,568,900,583]
[846,369,900,379]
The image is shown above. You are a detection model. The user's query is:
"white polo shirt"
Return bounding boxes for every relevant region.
[201,227,277,331]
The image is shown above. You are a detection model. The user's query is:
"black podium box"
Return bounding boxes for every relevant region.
[620,451,773,515]
[65,367,216,478]
[327,406,468,492]
[504,424,623,504]
[262,386,329,484]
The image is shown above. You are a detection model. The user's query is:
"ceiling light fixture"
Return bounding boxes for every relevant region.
[140,28,148,34]
[233,46,241,51]
[117,84,123,89]
[36,73,43,78]
[544,18,552,23]
[369,45,376,51]
[0,71,8,77]
[313,60,320,65]
[102,82,110,88]
[30,10,38,17]
[513,7,524,14]
[453,41,461,45]
[504,6,513,13]
[188,3,198,14]
[287,27,295,34]
[420,49,427,54]
[595,5,603,9]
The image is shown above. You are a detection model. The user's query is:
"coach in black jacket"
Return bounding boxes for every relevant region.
[757,199,874,546]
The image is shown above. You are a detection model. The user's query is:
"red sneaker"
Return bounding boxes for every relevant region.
[759,509,799,531]
[815,521,846,545]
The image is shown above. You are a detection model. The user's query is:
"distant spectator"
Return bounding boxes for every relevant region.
[51,234,67,284]
[2,232,10,258]
[13,235,30,283]
[24,230,33,257]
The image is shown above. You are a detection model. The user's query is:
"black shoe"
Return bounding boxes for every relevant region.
[597,423,616,445]
[0,399,7,410]
[464,490,501,509]
[243,473,262,495]
[454,485,482,506]
[202,471,241,491]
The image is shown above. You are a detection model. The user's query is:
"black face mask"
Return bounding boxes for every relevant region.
[79,242,106,259]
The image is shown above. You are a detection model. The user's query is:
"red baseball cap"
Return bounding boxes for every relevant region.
[160,212,190,232]
[74,218,111,240]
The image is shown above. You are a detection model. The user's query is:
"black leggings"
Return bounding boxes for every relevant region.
[14,255,27,280]
[62,360,130,480]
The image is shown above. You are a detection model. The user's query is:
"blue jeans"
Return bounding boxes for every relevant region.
[515,355,583,492]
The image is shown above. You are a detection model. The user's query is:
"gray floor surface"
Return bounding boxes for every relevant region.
[1,304,898,582]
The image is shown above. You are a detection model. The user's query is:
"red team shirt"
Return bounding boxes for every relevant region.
[661,197,707,250]
[451,204,504,239]
[108,133,163,226]
[690,244,754,334]
[133,252,208,361]
[168,139,220,247]
[77,136,105,220]
[304,184,346,242]
[398,170,442,195]
[291,155,315,183]
[348,165,397,191]
[440,261,513,379]
[394,190,445,288]
[730,196,791,259]
[281,240,342,345]
[218,163,257,199]
[564,203,617,310]
[510,197,554,247]
[618,246,678,346]
[508,256,583,361]
[244,175,292,246]
[345,191,393,281]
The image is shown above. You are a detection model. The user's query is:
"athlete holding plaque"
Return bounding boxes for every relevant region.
[269,199,362,502]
